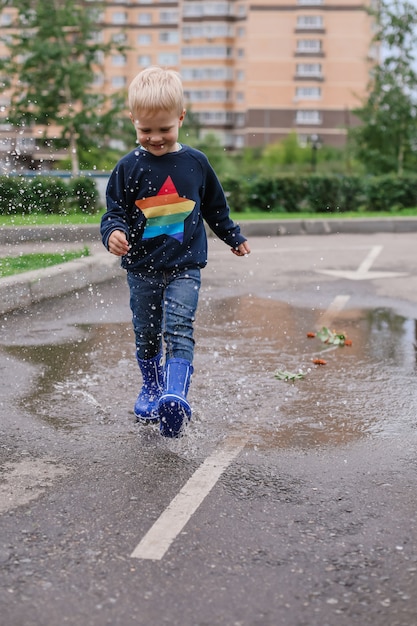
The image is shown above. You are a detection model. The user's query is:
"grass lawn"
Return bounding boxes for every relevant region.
[0,248,90,278]
[233,208,417,220]
[1,208,417,229]
[0,213,101,227]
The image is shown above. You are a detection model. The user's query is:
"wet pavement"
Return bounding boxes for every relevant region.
[1,233,417,625]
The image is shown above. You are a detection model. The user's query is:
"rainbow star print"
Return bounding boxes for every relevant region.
[135,176,195,243]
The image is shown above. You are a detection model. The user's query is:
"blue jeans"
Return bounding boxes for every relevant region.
[127,267,201,362]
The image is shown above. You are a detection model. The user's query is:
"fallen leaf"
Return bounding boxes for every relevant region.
[312,358,327,365]
[316,326,350,346]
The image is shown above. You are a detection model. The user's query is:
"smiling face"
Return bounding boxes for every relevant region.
[130,108,186,157]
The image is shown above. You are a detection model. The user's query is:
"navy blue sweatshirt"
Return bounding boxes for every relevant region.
[100,144,246,273]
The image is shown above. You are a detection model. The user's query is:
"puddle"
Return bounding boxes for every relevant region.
[193,297,417,448]
[3,296,417,448]
[4,323,136,430]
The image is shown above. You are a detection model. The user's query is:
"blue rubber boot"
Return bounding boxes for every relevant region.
[134,352,164,424]
[158,358,193,438]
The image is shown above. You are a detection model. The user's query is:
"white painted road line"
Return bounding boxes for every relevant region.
[357,245,383,274]
[131,438,247,561]
[317,294,351,329]
[317,245,408,280]
[324,294,351,316]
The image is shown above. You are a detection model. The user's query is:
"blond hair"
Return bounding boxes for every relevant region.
[128,66,185,117]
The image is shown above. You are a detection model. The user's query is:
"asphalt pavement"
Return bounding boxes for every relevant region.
[1,217,417,315]
[1,225,417,625]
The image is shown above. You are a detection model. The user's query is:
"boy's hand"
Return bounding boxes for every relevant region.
[108,230,129,256]
[231,241,251,257]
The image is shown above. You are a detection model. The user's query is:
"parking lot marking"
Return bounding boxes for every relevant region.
[317,245,408,280]
[130,438,247,561]
[357,245,383,274]
[318,294,351,329]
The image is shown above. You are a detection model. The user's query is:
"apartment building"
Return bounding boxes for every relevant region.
[98,0,374,149]
[0,0,374,166]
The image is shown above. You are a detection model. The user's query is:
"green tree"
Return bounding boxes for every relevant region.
[0,0,127,175]
[350,0,417,174]
[262,133,310,169]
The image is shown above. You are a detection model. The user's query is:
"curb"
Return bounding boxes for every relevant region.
[236,217,417,237]
[2,216,417,246]
[0,224,99,245]
[0,252,121,315]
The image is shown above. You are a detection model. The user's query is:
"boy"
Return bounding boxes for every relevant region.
[101,66,250,438]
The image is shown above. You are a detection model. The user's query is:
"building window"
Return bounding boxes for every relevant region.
[182,23,233,39]
[215,89,231,101]
[0,12,13,26]
[195,110,234,124]
[296,63,322,78]
[296,15,324,29]
[111,54,127,67]
[181,46,233,59]
[206,23,229,37]
[159,31,179,44]
[138,13,152,24]
[296,39,322,53]
[138,54,152,66]
[158,52,179,65]
[93,74,104,87]
[95,51,104,65]
[235,113,245,127]
[185,90,231,103]
[90,30,102,43]
[138,34,152,45]
[209,2,233,17]
[112,33,127,44]
[111,76,127,88]
[160,10,178,23]
[112,12,127,24]
[182,3,202,17]
[183,26,194,39]
[295,86,322,99]
[181,66,233,80]
[295,110,322,124]
[183,2,233,17]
